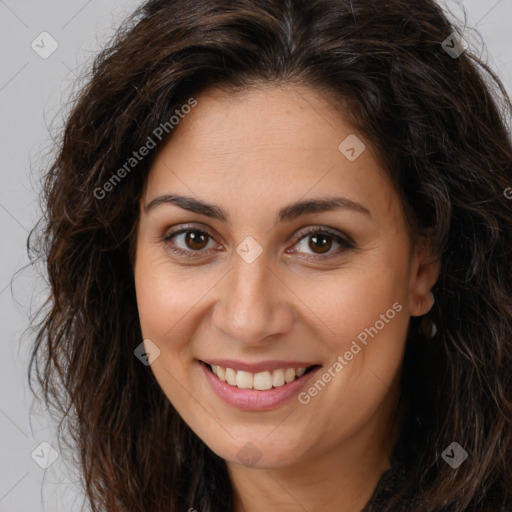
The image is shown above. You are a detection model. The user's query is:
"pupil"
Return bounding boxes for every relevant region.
[309,234,331,254]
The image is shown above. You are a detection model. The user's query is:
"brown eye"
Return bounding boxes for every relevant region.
[308,234,332,254]
[291,228,354,259]
[184,231,209,250]
[163,228,217,255]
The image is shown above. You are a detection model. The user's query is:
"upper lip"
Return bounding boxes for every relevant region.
[200,359,320,373]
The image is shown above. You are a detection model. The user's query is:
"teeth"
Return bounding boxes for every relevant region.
[253,371,272,391]
[285,368,296,383]
[225,367,236,386]
[272,369,285,387]
[210,365,308,390]
[236,370,253,389]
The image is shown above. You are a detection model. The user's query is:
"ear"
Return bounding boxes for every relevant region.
[407,240,441,317]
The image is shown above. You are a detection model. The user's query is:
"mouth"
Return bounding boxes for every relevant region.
[199,359,322,410]
[203,362,320,391]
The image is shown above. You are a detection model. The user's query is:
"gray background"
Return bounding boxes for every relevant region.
[1,0,511,510]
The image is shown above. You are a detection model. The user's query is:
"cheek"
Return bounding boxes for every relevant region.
[134,254,177,342]
[289,261,409,443]
[300,256,409,349]
[292,244,411,409]
[133,250,202,407]
[134,245,209,346]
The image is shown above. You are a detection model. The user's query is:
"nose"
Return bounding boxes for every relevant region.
[210,251,296,346]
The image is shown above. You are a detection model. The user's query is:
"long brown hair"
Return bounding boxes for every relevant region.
[28,0,512,510]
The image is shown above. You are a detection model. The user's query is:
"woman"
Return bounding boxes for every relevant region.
[28,0,512,510]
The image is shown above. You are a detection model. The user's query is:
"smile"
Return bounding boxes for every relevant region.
[209,364,311,390]
[199,360,322,410]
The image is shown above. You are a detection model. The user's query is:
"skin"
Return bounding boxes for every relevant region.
[134,83,439,512]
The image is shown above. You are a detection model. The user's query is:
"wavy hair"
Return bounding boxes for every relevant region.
[28,0,512,510]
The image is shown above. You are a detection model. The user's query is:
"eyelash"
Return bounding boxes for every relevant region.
[161,224,355,260]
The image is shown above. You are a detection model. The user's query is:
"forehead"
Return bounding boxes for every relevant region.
[153,84,356,168]
[142,84,400,225]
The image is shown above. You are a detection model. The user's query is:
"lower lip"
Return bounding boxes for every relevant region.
[199,361,321,411]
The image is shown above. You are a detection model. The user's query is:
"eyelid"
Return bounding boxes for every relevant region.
[292,225,355,248]
[162,222,216,241]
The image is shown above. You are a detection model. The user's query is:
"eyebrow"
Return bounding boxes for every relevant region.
[144,193,371,223]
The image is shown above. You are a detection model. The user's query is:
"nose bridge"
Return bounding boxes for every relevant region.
[231,252,270,308]
[211,248,295,344]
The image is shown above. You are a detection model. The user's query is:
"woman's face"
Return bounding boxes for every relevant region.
[134,84,437,469]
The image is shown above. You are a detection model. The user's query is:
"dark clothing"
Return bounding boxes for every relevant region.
[361,458,422,511]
